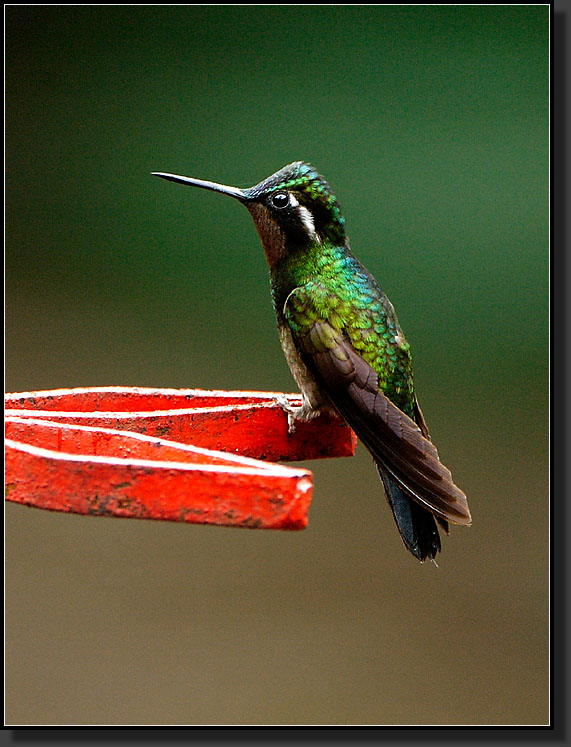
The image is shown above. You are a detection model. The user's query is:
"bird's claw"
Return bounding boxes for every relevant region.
[274,395,324,434]
[274,395,301,434]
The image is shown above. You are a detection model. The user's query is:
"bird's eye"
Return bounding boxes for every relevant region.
[270,191,290,209]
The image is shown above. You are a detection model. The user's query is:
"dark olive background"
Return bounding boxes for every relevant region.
[6,6,549,725]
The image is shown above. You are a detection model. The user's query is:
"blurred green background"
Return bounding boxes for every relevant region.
[6,5,549,725]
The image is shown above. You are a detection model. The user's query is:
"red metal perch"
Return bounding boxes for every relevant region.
[5,387,356,530]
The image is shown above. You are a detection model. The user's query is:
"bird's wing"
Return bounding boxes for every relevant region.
[284,285,471,526]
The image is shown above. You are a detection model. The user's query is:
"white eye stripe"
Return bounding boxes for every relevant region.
[286,193,319,241]
[297,205,318,240]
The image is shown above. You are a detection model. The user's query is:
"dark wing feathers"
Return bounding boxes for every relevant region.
[412,392,451,530]
[288,296,471,527]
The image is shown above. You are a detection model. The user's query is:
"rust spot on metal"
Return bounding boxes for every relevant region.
[239,516,264,528]
[268,495,286,507]
[87,493,149,518]
[154,424,172,438]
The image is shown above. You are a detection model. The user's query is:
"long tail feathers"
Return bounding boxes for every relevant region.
[377,464,448,562]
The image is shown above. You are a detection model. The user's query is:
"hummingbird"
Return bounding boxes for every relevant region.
[152,162,471,561]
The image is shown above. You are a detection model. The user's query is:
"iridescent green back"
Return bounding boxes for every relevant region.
[283,243,415,417]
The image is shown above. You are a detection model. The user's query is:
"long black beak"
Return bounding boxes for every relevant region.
[152,172,247,202]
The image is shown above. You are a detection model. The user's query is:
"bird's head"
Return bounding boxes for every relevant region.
[153,161,346,267]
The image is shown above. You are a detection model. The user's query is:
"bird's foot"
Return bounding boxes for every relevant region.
[274,395,321,435]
